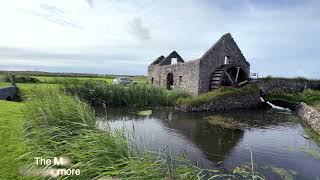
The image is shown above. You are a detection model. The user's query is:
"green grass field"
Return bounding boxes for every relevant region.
[31,75,147,84]
[0,101,26,179]
[0,74,147,85]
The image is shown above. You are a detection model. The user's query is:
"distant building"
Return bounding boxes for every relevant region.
[148,33,250,95]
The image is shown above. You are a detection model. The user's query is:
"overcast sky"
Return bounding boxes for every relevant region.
[0,0,319,78]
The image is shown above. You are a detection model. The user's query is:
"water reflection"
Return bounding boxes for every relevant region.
[96,107,320,179]
[159,111,244,163]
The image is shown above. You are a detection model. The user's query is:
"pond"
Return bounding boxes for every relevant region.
[96,107,320,179]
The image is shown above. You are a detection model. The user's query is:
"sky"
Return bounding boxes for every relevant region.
[0,0,319,78]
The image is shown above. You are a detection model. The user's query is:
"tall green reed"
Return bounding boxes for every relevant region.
[63,81,190,107]
[21,88,205,179]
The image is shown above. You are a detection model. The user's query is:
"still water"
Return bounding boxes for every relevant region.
[96,108,320,179]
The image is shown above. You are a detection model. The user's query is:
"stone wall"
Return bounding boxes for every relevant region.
[148,60,200,95]
[148,33,250,95]
[296,102,320,134]
[175,91,261,112]
[256,79,309,96]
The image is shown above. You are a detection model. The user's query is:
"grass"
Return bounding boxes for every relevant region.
[21,88,207,179]
[63,81,190,108]
[0,100,27,179]
[176,84,259,107]
[1,73,147,86]
[266,89,320,111]
[260,75,311,82]
[0,82,11,87]
[205,115,247,130]
[262,165,297,180]
[31,75,147,84]
[304,128,320,144]
[136,110,153,116]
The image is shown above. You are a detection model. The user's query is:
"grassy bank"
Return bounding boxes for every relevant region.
[266,89,320,111]
[21,88,205,179]
[0,101,27,179]
[176,84,259,107]
[63,81,190,107]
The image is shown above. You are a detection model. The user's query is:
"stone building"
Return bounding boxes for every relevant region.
[148,33,250,95]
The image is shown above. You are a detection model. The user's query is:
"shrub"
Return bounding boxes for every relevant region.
[2,74,41,83]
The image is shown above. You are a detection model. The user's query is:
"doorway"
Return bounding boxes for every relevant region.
[166,73,174,90]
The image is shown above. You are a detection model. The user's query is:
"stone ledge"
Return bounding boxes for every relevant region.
[296,102,320,134]
[175,91,261,112]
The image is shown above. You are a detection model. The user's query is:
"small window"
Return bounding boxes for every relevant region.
[179,76,183,82]
[171,58,178,64]
[151,77,154,84]
[224,56,230,64]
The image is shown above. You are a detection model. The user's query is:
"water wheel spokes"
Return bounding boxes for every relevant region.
[210,65,249,90]
[225,71,234,84]
[238,80,248,86]
[235,67,240,83]
[229,67,248,87]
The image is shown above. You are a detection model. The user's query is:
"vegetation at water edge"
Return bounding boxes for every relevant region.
[176,84,259,107]
[63,81,190,108]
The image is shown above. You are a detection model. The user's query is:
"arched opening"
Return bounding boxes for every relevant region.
[151,77,154,84]
[166,73,174,90]
[5,96,12,101]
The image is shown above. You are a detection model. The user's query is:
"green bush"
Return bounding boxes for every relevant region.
[2,74,41,83]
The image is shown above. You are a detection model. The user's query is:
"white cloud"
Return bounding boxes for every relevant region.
[0,0,319,77]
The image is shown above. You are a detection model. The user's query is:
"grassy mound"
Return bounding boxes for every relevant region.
[176,84,259,107]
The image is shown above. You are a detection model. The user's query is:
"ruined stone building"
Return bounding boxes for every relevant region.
[148,33,250,95]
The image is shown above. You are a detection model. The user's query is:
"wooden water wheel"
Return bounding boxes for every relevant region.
[210,65,249,90]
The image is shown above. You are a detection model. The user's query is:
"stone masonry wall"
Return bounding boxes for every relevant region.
[256,79,309,96]
[296,102,320,134]
[175,91,261,112]
[148,60,200,95]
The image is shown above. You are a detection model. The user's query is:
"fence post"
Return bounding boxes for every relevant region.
[10,73,16,86]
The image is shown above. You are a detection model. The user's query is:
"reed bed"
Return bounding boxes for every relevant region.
[63,81,190,107]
